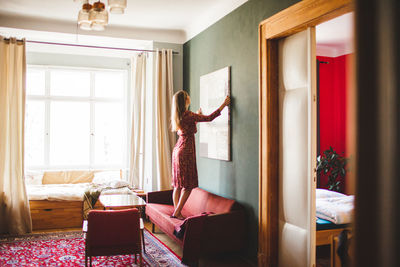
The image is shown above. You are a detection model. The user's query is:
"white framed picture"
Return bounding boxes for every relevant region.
[199,66,231,161]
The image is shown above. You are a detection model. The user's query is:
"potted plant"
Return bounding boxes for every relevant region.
[316,146,348,192]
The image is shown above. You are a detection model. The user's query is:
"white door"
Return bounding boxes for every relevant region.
[278,27,317,267]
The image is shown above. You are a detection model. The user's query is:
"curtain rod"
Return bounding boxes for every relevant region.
[27,40,179,55]
[2,38,179,55]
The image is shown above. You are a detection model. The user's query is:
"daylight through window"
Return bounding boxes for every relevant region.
[25,66,128,171]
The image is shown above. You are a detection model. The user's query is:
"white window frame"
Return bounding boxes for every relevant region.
[26,64,130,171]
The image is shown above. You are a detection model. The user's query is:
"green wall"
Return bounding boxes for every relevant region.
[183,0,300,260]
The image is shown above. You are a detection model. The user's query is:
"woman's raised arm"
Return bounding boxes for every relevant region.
[190,96,230,122]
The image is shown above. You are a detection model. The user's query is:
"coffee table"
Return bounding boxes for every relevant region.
[98,194,147,252]
[99,194,146,210]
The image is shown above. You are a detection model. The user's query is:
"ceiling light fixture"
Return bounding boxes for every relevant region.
[76,0,126,31]
[89,1,108,31]
[78,2,92,30]
[108,0,127,14]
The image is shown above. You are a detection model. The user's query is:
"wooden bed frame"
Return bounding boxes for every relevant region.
[30,200,104,230]
[316,227,351,246]
[28,169,123,230]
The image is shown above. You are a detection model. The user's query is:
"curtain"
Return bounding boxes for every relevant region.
[153,49,175,190]
[129,50,175,191]
[0,36,32,234]
[129,53,147,189]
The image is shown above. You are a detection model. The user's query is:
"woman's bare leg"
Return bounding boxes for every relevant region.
[172,188,192,219]
[172,187,181,209]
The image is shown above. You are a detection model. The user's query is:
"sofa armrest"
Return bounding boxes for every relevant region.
[182,210,246,262]
[146,189,173,205]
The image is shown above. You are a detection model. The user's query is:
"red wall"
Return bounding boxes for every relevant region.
[318,54,352,192]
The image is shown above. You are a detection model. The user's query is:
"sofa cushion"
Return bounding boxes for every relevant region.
[182,188,236,215]
[42,171,95,184]
[146,204,188,244]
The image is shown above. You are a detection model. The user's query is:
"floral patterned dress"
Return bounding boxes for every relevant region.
[172,109,221,189]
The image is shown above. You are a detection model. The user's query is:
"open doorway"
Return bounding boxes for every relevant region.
[315,12,355,267]
[258,0,354,266]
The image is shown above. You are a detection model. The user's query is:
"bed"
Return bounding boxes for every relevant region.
[25,170,133,230]
[315,189,353,246]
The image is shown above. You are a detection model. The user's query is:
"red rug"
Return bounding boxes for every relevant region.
[0,229,185,266]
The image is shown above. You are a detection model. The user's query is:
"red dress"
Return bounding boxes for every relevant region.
[172,109,221,189]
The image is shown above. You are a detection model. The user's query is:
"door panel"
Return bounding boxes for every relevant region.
[278,27,316,267]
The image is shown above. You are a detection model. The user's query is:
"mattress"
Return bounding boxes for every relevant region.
[27,183,132,201]
[316,189,354,224]
[316,195,354,224]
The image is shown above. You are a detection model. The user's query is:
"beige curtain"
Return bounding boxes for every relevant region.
[129,53,147,189]
[0,36,32,234]
[129,50,175,191]
[154,49,175,190]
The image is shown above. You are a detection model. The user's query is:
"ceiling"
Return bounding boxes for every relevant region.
[316,12,354,57]
[0,0,248,44]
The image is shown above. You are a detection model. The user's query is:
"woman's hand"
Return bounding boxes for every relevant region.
[223,96,231,107]
[197,108,203,115]
[218,96,231,112]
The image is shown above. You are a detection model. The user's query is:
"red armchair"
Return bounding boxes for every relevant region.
[85,208,142,266]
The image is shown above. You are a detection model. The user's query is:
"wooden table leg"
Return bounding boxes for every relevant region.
[140,218,145,253]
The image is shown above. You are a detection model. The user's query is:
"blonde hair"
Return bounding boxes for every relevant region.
[171,90,188,131]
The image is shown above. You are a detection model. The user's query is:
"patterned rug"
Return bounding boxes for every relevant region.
[0,229,186,266]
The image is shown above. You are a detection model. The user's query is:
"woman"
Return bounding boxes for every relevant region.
[170,90,230,219]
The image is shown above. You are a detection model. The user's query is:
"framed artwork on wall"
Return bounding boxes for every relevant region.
[199,66,231,161]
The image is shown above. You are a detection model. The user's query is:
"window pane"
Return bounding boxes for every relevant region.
[94,103,124,165]
[50,69,90,97]
[95,71,124,98]
[25,101,45,166]
[26,68,45,95]
[50,102,90,165]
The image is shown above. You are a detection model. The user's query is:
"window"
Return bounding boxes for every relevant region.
[25,66,128,170]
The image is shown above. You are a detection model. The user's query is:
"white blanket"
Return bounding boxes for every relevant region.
[316,195,354,224]
[27,183,132,201]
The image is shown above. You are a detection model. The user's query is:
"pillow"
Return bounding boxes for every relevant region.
[106,179,130,188]
[25,171,44,185]
[42,170,95,184]
[92,171,121,185]
[316,188,346,199]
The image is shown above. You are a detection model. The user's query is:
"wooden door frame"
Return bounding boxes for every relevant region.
[258,0,354,266]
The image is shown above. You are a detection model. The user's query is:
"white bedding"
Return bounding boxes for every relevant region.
[316,194,354,224]
[27,183,133,201]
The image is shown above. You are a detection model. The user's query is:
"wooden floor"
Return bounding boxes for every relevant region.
[31,220,254,267]
[144,220,183,257]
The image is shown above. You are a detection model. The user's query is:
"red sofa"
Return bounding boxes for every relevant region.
[145,187,246,264]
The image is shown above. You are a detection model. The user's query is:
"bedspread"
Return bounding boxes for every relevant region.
[27,183,132,201]
[316,195,354,224]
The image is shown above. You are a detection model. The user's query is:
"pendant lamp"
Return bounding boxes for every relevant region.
[78,2,92,30]
[89,1,109,31]
[108,0,127,14]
